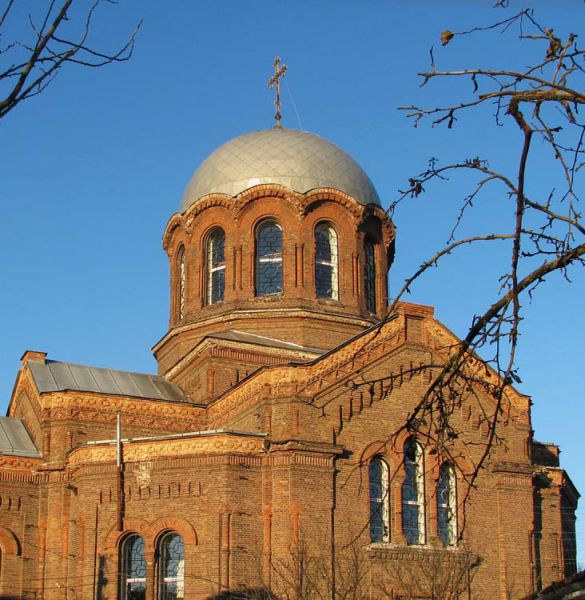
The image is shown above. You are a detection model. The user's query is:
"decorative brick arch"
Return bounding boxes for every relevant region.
[304,189,365,220]
[104,518,150,552]
[236,183,302,207]
[359,440,391,465]
[150,516,197,546]
[0,526,19,555]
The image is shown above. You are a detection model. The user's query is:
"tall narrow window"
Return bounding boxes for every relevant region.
[315,223,339,300]
[121,534,147,600]
[159,532,185,600]
[256,220,283,296]
[364,238,376,313]
[177,246,186,319]
[369,456,390,542]
[437,462,457,546]
[402,438,425,545]
[206,228,225,304]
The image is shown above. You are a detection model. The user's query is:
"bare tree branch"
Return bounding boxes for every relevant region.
[355,7,585,501]
[0,0,142,120]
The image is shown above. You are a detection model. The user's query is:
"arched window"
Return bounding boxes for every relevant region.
[364,238,376,313]
[121,534,147,600]
[158,532,185,600]
[369,456,390,542]
[437,462,457,546]
[177,246,186,319]
[402,438,425,545]
[315,223,339,300]
[206,228,226,304]
[256,220,283,296]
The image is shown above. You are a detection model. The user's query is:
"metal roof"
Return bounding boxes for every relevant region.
[28,361,189,403]
[181,128,381,211]
[208,330,326,355]
[0,418,40,457]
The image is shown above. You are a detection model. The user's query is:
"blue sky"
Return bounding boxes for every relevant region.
[1,0,584,562]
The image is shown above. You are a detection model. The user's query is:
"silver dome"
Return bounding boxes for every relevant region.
[180,128,381,212]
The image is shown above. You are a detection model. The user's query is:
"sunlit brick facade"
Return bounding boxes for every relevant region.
[0,127,578,599]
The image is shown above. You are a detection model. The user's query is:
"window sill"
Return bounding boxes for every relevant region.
[316,297,342,306]
[253,293,284,302]
[367,542,460,554]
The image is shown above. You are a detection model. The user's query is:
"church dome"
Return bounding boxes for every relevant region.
[180,128,381,212]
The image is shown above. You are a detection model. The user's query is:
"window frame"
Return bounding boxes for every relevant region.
[437,462,458,547]
[401,438,426,545]
[120,533,147,600]
[364,237,376,313]
[176,246,186,320]
[205,228,226,305]
[314,222,339,300]
[158,531,185,600]
[369,455,390,543]
[255,219,284,297]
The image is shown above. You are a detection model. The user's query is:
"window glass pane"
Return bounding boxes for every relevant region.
[315,225,338,299]
[122,534,146,600]
[160,533,185,600]
[402,459,417,502]
[315,227,333,262]
[210,231,225,267]
[257,261,282,295]
[211,270,225,304]
[256,222,283,296]
[364,239,376,312]
[315,263,334,298]
[257,222,282,259]
[403,504,420,545]
[206,230,225,304]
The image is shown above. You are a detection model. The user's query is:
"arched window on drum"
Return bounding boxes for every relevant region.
[120,534,147,600]
[315,223,339,300]
[206,228,226,304]
[158,532,185,600]
[176,246,186,319]
[364,238,376,313]
[255,220,283,296]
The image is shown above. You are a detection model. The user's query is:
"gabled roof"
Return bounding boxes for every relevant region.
[0,418,40,457]
[28,360,189,403]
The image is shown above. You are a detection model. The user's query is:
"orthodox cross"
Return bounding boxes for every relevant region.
[268,56,287,128]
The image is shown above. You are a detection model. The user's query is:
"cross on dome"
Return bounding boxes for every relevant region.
[268,56,287,128]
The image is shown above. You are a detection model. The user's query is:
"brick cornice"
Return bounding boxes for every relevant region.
[164,334,321,383]
[67,431,266,468]
[37,390,204,430]
[0,456,42,470]
[153,307,374,357]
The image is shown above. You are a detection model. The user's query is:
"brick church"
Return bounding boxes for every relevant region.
[0,125,578,599]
